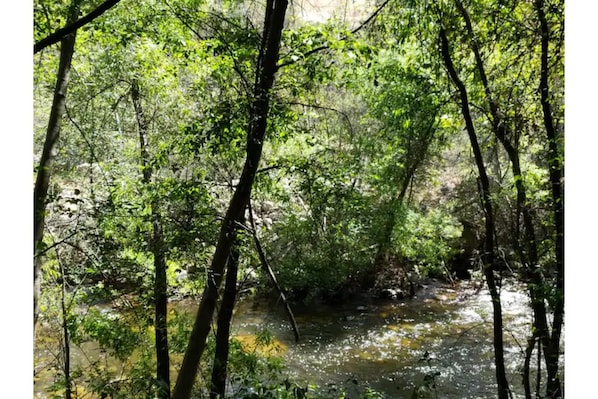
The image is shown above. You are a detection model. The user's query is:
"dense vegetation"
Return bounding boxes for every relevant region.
[33,0,564,398]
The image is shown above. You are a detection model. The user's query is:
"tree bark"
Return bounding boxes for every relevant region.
[34,1,80,332]
[171,1,288,398]
[439,27,510,399]
[131,80,170,399]
[535,1,564,397]
[209,243,240,399]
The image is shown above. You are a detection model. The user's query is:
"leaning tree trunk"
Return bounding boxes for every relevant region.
[535,0,564,396]
[170,1,289,398]
[34,1,80,332]
[209,242,240,399]
[439,27,510,399]
[452,1,554,394]
[248,199,300,342]
[131,80,170,399]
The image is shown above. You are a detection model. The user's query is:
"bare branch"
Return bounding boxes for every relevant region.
[248,199,300,342]
[34,230,79,258]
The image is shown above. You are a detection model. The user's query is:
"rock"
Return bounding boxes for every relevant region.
[175,270,188,283]
[379,288,405,300]
[260,200,276,214]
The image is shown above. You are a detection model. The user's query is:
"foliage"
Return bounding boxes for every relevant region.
[34,0,564,396]
[393,207,462,277]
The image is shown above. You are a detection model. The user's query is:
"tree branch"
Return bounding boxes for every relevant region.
[34,0,123,54]
[34,230,79,258]
[248,199,300,342]
[284,101,355,137]
[277,0,393,70]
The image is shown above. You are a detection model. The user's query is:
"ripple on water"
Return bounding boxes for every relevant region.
[36,281,550,399]
[271,281,541,398]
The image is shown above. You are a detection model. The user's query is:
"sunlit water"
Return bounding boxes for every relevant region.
[228,279,559,398]
[35,279,563,398]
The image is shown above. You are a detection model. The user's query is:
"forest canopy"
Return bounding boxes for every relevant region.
[26,0,576,398]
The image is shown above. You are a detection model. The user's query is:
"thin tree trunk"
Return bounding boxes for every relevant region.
[210,243,240,399]
[152,216,170,399]
[536,338,542,399]
[523,332,538,399]
[535,1,564,397]
[453,1,554,393]
[34,1,80,332]
[248,200,300,342]
[56,249,72,399]
[439,27,510,399]
[171,2,288,398]
[131,80,170,398]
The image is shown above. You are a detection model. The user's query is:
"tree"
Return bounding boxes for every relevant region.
[534,0,564,396]
[447,1,564,396]
[131,79,170,398]
[438,24,510,399]
[171,1,289,397]
[364,62,446,271]
[34,0,80,331]
[449,1,550,396]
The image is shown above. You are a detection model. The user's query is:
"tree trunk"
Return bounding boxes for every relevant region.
[171,1,288,398]
[34,1,80,332]
[131,80,170,398]
[536,338,542,399]
[152,214,170,399]
[439,27,510,399]
[523,332,540,399]
[210,243,240,399]
[56,250,72,399]
[452,1,555,394]
[535,1,564,397]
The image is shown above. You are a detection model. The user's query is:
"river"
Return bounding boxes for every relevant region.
[35,279,562,398]
[222,279,546,398]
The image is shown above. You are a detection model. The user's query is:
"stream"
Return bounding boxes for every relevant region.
[35,279,562,398]
[219,279,552,398]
